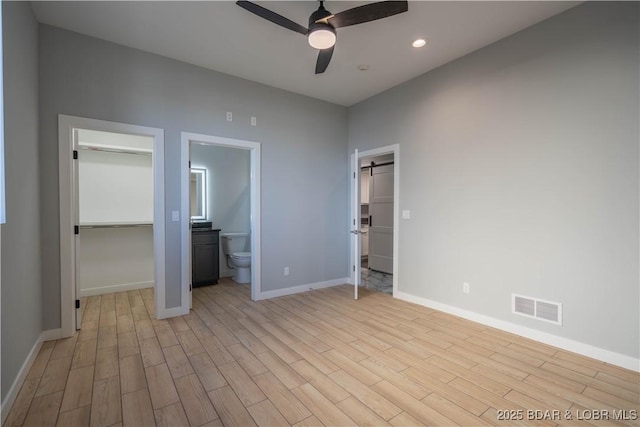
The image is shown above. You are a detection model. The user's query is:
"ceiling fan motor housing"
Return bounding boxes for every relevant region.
[309,4,333,27]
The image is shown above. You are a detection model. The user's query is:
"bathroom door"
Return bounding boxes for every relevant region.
[368,163,394,274]
[350,149,361,299]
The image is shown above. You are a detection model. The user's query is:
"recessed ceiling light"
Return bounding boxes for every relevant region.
[357,64,370,71]
[412,38,428,48]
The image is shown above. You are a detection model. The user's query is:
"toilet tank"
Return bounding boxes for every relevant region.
[220,232,249,256]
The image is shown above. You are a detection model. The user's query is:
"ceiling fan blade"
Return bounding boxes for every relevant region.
[315,45,334,74]
[327,1,408,28]
[236,1,308,35]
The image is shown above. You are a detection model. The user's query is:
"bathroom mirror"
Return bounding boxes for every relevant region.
[190,168,206,220]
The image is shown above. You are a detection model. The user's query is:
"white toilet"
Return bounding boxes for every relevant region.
[221,232,251,284]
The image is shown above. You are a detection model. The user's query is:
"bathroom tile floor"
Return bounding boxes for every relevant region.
[361,267,393,294]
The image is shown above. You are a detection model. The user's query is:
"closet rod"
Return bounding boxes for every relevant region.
[78,146,152,156]
[79,223,153,229]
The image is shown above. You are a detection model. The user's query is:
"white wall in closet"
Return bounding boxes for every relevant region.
[78,149,152,224]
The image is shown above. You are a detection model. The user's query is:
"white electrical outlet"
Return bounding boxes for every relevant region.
[463,282,470,294]
[284,267,289,276]
[251,116,257,126]
[226,112,233,122]
[171,210,179,222]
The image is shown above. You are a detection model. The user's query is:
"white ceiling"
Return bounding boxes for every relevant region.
[31,1,578,106]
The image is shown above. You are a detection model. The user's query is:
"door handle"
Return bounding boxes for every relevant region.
[350,230,360,235]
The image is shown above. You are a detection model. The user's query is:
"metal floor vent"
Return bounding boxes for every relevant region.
[512,294,562,325]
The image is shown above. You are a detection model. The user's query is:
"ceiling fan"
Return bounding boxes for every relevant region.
[236,1,409,74]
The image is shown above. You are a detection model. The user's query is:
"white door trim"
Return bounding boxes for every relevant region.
[350,144,400,296]
[351,149,360,299]
[58,115,166,337]
[180,132,261,301]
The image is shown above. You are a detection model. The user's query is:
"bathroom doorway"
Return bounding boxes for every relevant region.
[350,144,399,298]
[180,132,261,301]
[58,115,166,337]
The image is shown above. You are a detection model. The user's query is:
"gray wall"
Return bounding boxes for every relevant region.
[191,144,251,277]
[1,2,42,401]
[348,2,639,358]
[39,25,349,327]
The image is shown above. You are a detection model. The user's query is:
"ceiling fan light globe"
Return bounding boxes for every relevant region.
[308,26,336,50]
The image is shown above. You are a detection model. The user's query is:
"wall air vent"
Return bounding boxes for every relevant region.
[512,294,562,325]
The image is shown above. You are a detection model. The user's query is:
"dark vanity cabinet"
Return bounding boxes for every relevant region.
[192,229,220,287]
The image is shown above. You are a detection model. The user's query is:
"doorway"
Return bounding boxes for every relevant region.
[350,144,399,298]
[180,132,261,301]
[361,153,394,293]
[58,115,166,337]
[75,130,155,330]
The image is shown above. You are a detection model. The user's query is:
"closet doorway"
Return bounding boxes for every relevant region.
[180,132,261,301]
[59,115,166,338]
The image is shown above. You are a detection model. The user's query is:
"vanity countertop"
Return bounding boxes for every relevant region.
[192,228,221,232]
[191,221,220,232]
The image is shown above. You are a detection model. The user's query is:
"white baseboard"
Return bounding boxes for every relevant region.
[41,328,62,342]
[156,305,190,320]
[395,291,640,372]
[1,328,61,424]
[79,281,153,297]
[256,277,349,300]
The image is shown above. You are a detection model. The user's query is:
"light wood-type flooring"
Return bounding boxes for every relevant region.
[4,278,639,426]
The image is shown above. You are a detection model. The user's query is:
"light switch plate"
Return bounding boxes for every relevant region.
[172,210,179,221]
[402,210,411,219]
